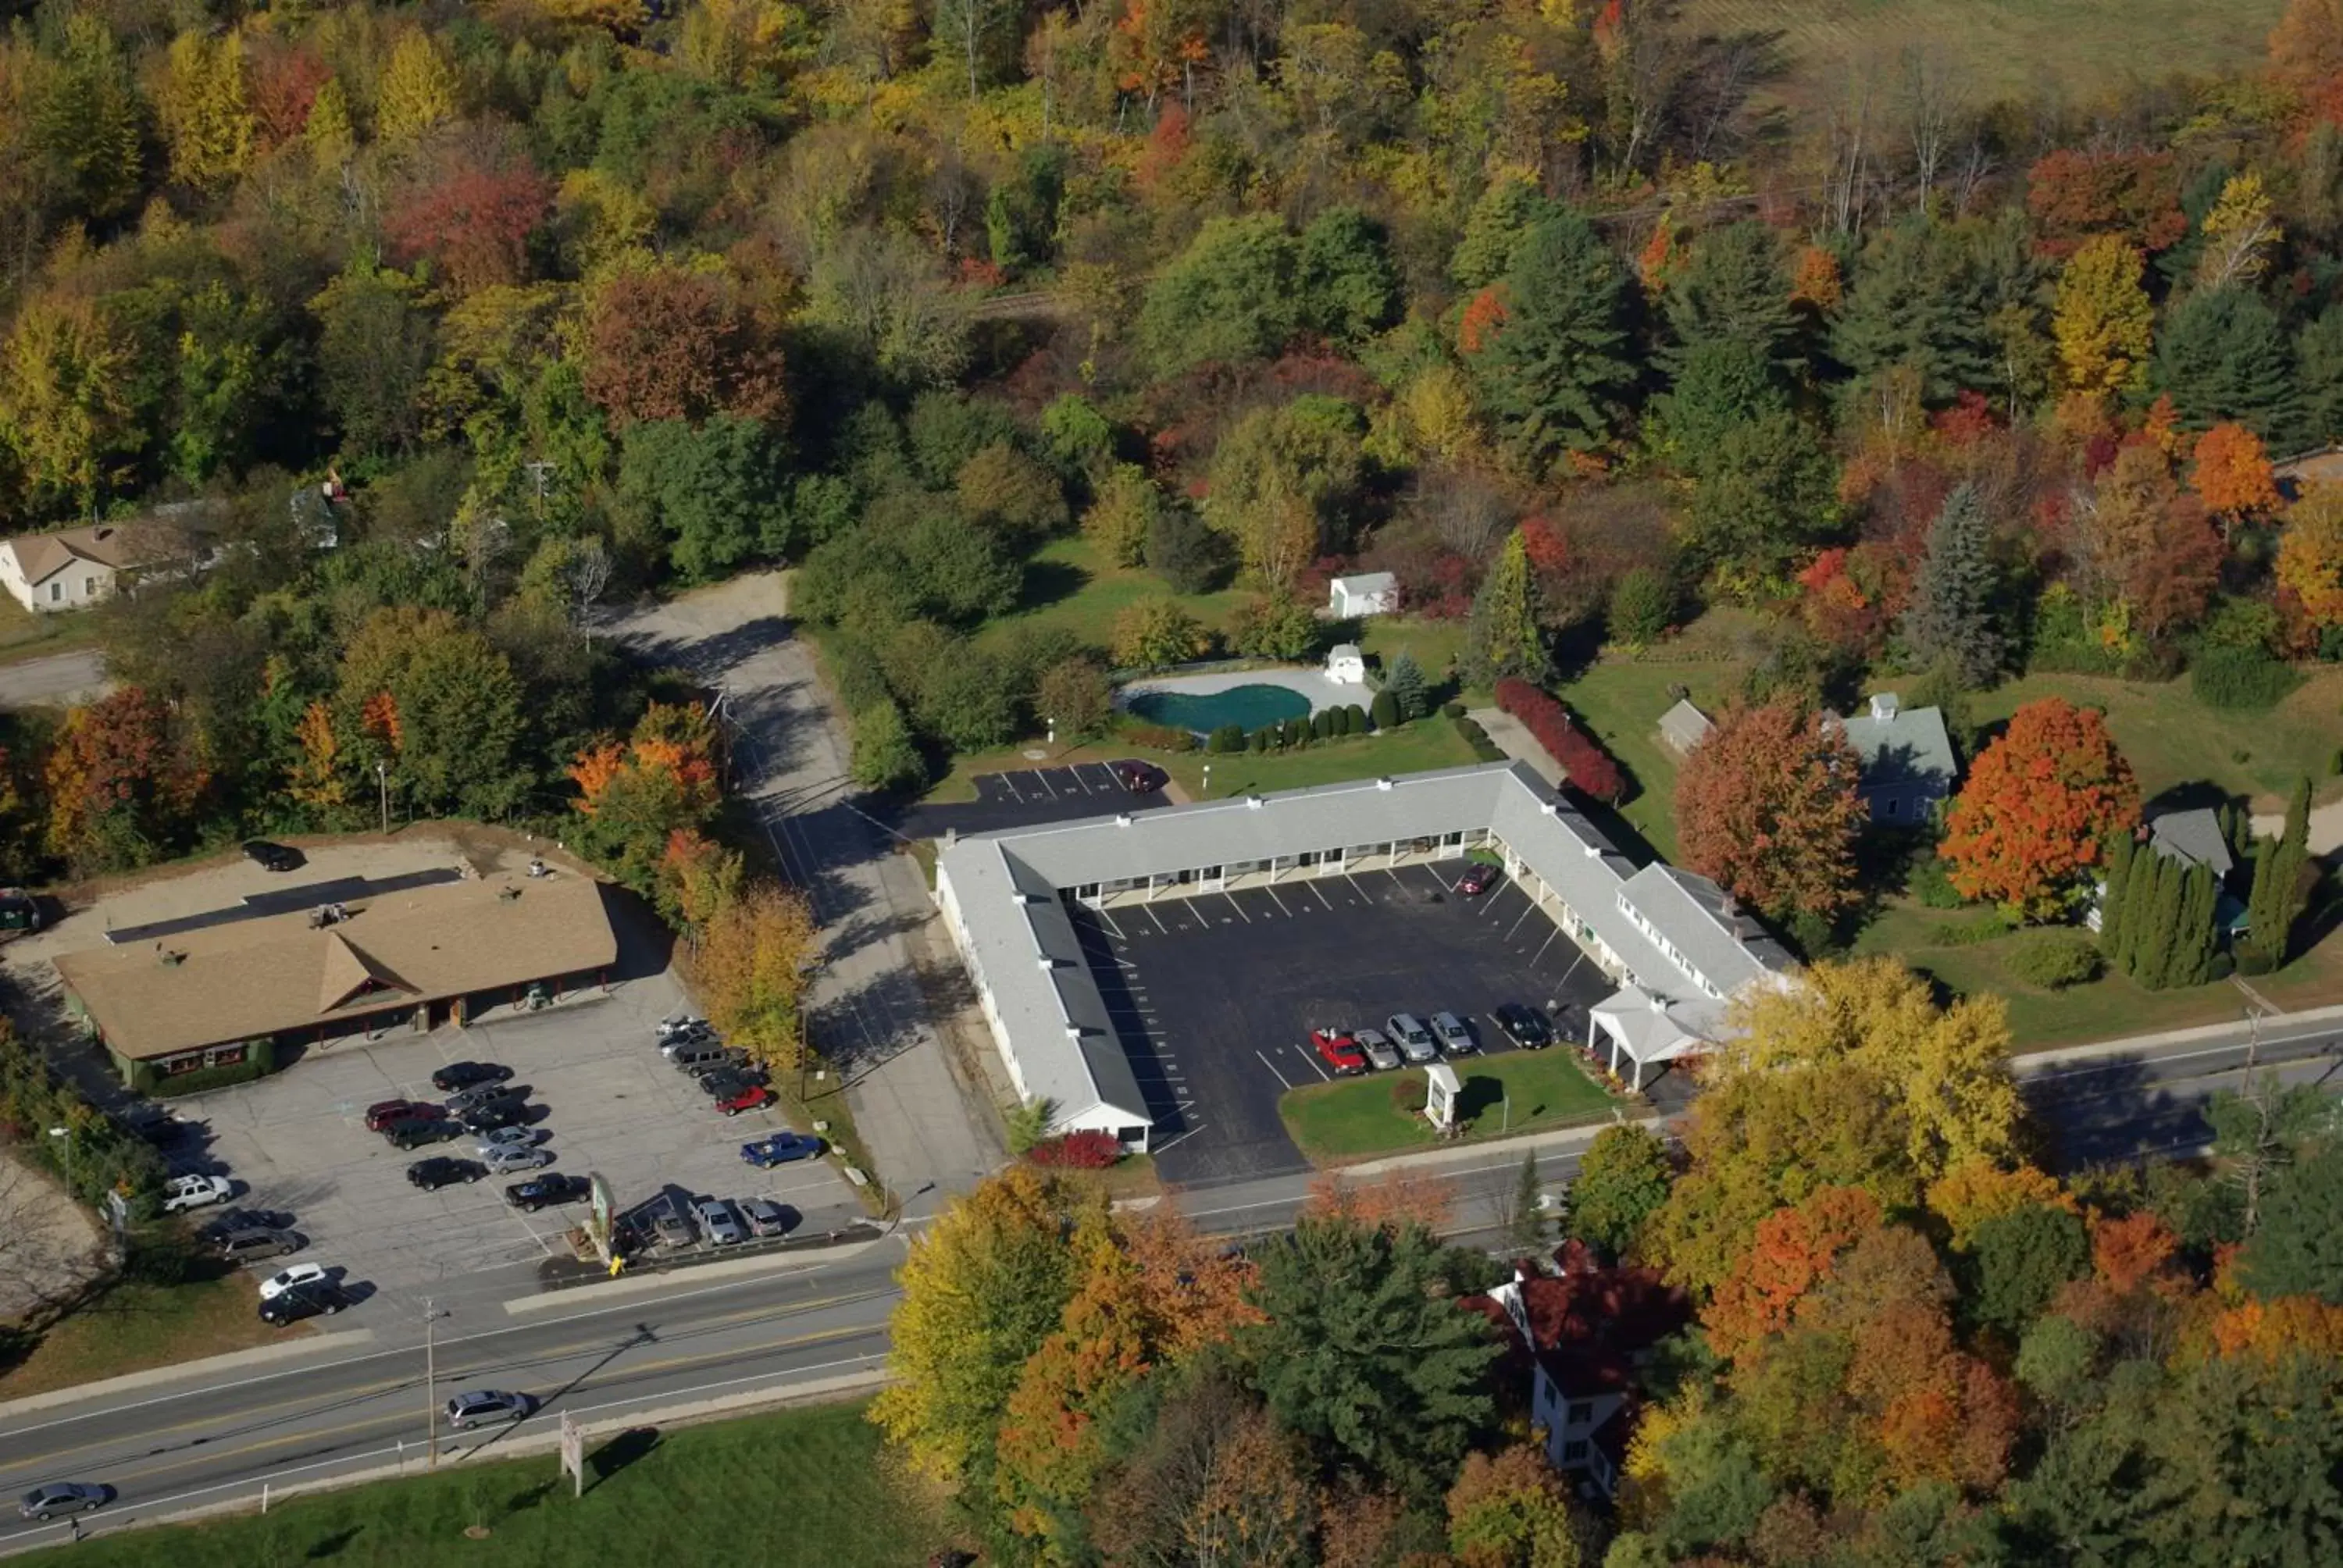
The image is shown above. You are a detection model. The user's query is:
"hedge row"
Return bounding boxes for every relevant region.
[1025,1130,1125,1168]
[1493,679,1626,802]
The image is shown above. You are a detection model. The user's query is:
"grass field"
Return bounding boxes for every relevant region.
[1280,1052,1617,1164]
[1681,0,2284,112]
[0,594,102,667]
[2,1268,286,1402]
[1553,659,1749,860]
[36,1399,954,1567]
[975,535,1251,657]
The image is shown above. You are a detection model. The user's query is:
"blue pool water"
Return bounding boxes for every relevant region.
[1125,683,1313,733]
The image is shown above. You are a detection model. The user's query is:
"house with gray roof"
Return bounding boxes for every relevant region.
[1657,698,1714,757]
[933,762,1799,1141]
[2146,807,2235,880]
[1831,693,1957,825]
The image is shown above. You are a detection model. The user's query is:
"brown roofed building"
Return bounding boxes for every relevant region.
[0,503,227,615]
[55,873,618,1085]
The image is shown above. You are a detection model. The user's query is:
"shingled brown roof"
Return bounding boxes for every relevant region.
[4,508,222,587]
[54,873,618,1060]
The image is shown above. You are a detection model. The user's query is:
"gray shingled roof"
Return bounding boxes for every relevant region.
[2149,808,2235,878]
[1836,702,1956,790]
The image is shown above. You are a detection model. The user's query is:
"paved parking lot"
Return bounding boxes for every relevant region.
[167,982,867,1306]
[1067,861,1621,1187]
[893,762,1172,839]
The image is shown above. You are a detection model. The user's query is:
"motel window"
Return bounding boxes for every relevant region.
[1561,1440,1589,1463]
[1567,1401,1593,1427]
[1884,796,1901,818]
[84,576,97,597]
[48,583,60,602]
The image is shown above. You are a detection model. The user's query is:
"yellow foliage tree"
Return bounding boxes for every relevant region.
[374,30,461,144]
[2052,235,2154,398]
[688,881,817,1071]
[1924,1157,2074,1250]
[2277,483,2343,630]
[305,75,356,164]
[2198,171,2282,291]
[0,296,135,516]
[287,700,350,810]
[158,30,255,191]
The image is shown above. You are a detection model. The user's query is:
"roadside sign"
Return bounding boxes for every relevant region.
[560,1412,584,1499]
[103,1190,128,1236]
[587,1173,615,1263]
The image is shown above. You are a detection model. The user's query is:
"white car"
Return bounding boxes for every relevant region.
[473,1127,537,1154]
[257,1262,329,1301]
[160,1174,232,1213]
[694,1198,746,1246]
[482,1146,551,1175]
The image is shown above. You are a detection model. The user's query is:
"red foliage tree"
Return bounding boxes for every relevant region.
[42,687,210,865]
[1674,700,1867,919]
[1939,697,2142,918]
[2026,148,2190,258]
[247,39,331,150]
[2079,443,2224,640]
[580,263,789,428]
[1707,1187,1884,1359]
[382,130,554,294]
[1494,679,1624,802]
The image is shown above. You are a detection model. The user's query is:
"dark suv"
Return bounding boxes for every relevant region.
[459,1099,528,1134]
[407,1157,485,1191]
[386,1119,460,1150]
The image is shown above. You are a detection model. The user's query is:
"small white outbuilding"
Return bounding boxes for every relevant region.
[1328,572,1400,618]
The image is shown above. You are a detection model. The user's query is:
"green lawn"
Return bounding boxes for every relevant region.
[33,1399,953,1567]
[1683,0,2283,112]
[1553,660,1749,860]
[1281,1052,1618,1164]
[1974,671,2343,814]
[0,593,102,668]
[975,535,1251,657]
[1358,618,1477,701]
[2,1266,288,1402]
[1853,897,2343,1049]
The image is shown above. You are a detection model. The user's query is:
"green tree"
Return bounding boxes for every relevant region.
[2170,861,2220,987]
[1451,176,1557,289]
[617,417,793,583]
[1507,1151,1546,1250]
[1036,656,1112,739]
[1140,215,1302,376]
[2242,775,2313,970]
[1467,211,1635,469]
[26,16,146,223]
[311,258,437,462]
[1663,220,1801,373]
[956,442,1068,543]
[1385,650,1428,720]
[1899,483,2005,689]
[1963,1203,2092,1337]
[1298,206,1400,347]
[2109,837,2162,978]
[1682,412,1839,580]
[336,608,530,821]
[2096,829,2137,969]
[0,298,135,518]
[2131,853,2188,989]
[2300,305,2343,444]
[1080,464,1158,567]
[917,651,1017,750]
[850,699,924,791]
[1241,1217,1498,1491]
[156,30,254,192]
[1649,338,1789,472]
[1568,1124,1674,1260]
[1466,531,1549,686]
[1832,220,1994,404]
[2238,1142,2343,1303]
[1111,597,1211,669]
[2154,287,2299,440]
[1203,396,1367,590]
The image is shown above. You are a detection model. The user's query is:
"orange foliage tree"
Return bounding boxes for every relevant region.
[687,881,818,1071]
[1940,697,2141,919]
[1674,700,1867,920]
[1706,1186,1883,1359]
[2190,422,2281,534]
[1303,1167,1459,1234]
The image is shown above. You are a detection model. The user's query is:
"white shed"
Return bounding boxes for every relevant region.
[1325,644,1367,685]
[1328,572,1400,618]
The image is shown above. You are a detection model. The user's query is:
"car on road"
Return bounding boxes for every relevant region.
[1385,1013,1439,1064]
[1311,1028,1368,1076]
[444,1389,533,1431]
[741,1198,793,1237]
[1455,861,1499,896]
[197,1207,291,1243]
[18,1483,107,1522]
[740,1132,825,1167]
[459,1100,529,1134]
[259,1281,348,1327]
[1432,1011,1476,1055]
[718,1085,776,1117]
[257,1262,330,1301]
[241,839,300,872]
[431,1060,512,1093]
[473,1126,538,1152]
[365,1099,436,1132]
[1493,1003,1553,1050]
[444,1082,521,1116]
[406,1157,485,1191]
[211,1228,301,1264]
[1113,759,1168,794]
[694,1198,747,1245]
[160,1173,233,1213]
[504,1174,590,1212]
[483,1145,551,1175]
[1354,1027,1402,1072]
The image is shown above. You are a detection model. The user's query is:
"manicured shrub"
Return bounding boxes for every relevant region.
[1123,722,1197,753]
[1442,700,1467,719]
[1207,723,1245,754]
[1370,690,1401,729]
[2006,932,2103,990]
[1453,715,1505,762]
[1283,715,1311,748]
[1908,850,1965,909]
[1311,709,1334,741]
[1250,725,1273,752]
[1345,704,1368,734]
[1025,1130,1124,1168]
[1389,1074,1428,1113]
[1493,679,1626,802]
[2191,645,2303,711]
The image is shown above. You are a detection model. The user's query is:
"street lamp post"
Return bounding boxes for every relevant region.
[46,1125,70,1196]
[376,761,389,836]
[1046,716,1056,750]
[423,1297,449,1470]
[1201,764,1211,799]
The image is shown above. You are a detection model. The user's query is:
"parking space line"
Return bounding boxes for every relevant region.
[1144,903,1170,935]
[1254,1050,1295,1089]
[1503,902,1538,941]
[1308,878,1336,911]
[1221,893,1250,923]
[1261,885,1293,918]
[999,772,1023,801]
[1528,928,1560,966]
[1152,1124,1207,1153]
[1296,1046,1331,1082]
[1097,907,1127,939]
[1345,874,1371,903]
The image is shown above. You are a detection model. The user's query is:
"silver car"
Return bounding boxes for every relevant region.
[18,1482,106,1521]
[741,1198,793,1237]
[1386,1014,1439,1064]
[1431,1011,1475,1055]
[1353,1028,1402,1072]
[695,1198,746,1245]
[481,1146,551,1175]
[444,1389,533,1431]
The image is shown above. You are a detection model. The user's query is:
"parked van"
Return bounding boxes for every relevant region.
[668,1039,727,1070]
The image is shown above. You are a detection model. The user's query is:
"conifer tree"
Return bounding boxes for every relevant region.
[2113,840,2160,978]
[2099,829,2136,961]
[1899,483,2005,687]
[1466,211,1635,469]
[2244,775,2313,969]
[1465,531,1549,686]
[2178,862,2220,985]
[2134,855,2188,989]
[1385,650,1428,721]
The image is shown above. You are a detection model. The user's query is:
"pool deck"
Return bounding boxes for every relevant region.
[1116,666,1368,719]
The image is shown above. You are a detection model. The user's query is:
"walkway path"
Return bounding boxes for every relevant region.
[1467,707,1561,788]
[2250,797,2343,855]
[0,648,107,710]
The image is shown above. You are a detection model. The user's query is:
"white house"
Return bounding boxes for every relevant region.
[1325,643,1367,685]
[0,505,225,615]
[1328,572,1400,618]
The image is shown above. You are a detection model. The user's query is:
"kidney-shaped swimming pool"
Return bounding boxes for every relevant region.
[1122,682,1314,733]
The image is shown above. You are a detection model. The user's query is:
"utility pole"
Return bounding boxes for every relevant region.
[423,1297,448,1470]
[376,761,389,836]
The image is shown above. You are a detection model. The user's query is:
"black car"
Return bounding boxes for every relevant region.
[1493,1003,1554,1050]
[431,1061,512,1093]
[407,1156,485,1191]
[682,1048,751,1078]
[459,1099,529,1134]
[1112,759,1167,793]
[197,1206,292,1243]
[504,1173,590,1212]
[259,1281,349,1326]
[698,1067,766,1099]
[241,839,300,872]
[445,1083,522,1117]
[386,1118,462,1150]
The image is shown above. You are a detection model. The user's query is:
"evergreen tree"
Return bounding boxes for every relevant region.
[1831,219,1995,402]
[1465,532,1550,686]
[2099,829,2136,962]
[2112,840,2162,978]
[2134,854,2188,989]
[2244,775,2313,968]
[2299,305,2343,447]
[2153,287,2300,442]
[1467,211,1635,469]
[1899,483,2004,687]
[1683,411,1839,577]
[1649,338,1790,475]
[1385,650,1428,721]
[1510,1151,1545,1248]
[1662,221,1802,374]
[2171,862,2219,987]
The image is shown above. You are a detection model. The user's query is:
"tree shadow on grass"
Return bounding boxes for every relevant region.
[1457,1074,1546,1125]
[304,1526,364,1559]
[587,1427,662,1492]
[1014,558,1089,615]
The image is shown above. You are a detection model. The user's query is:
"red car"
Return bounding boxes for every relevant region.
[365,1099,435,1132]
[1455,862,1499,896]
[719,1085,776,1117]
[1311,1028,1369,1076]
